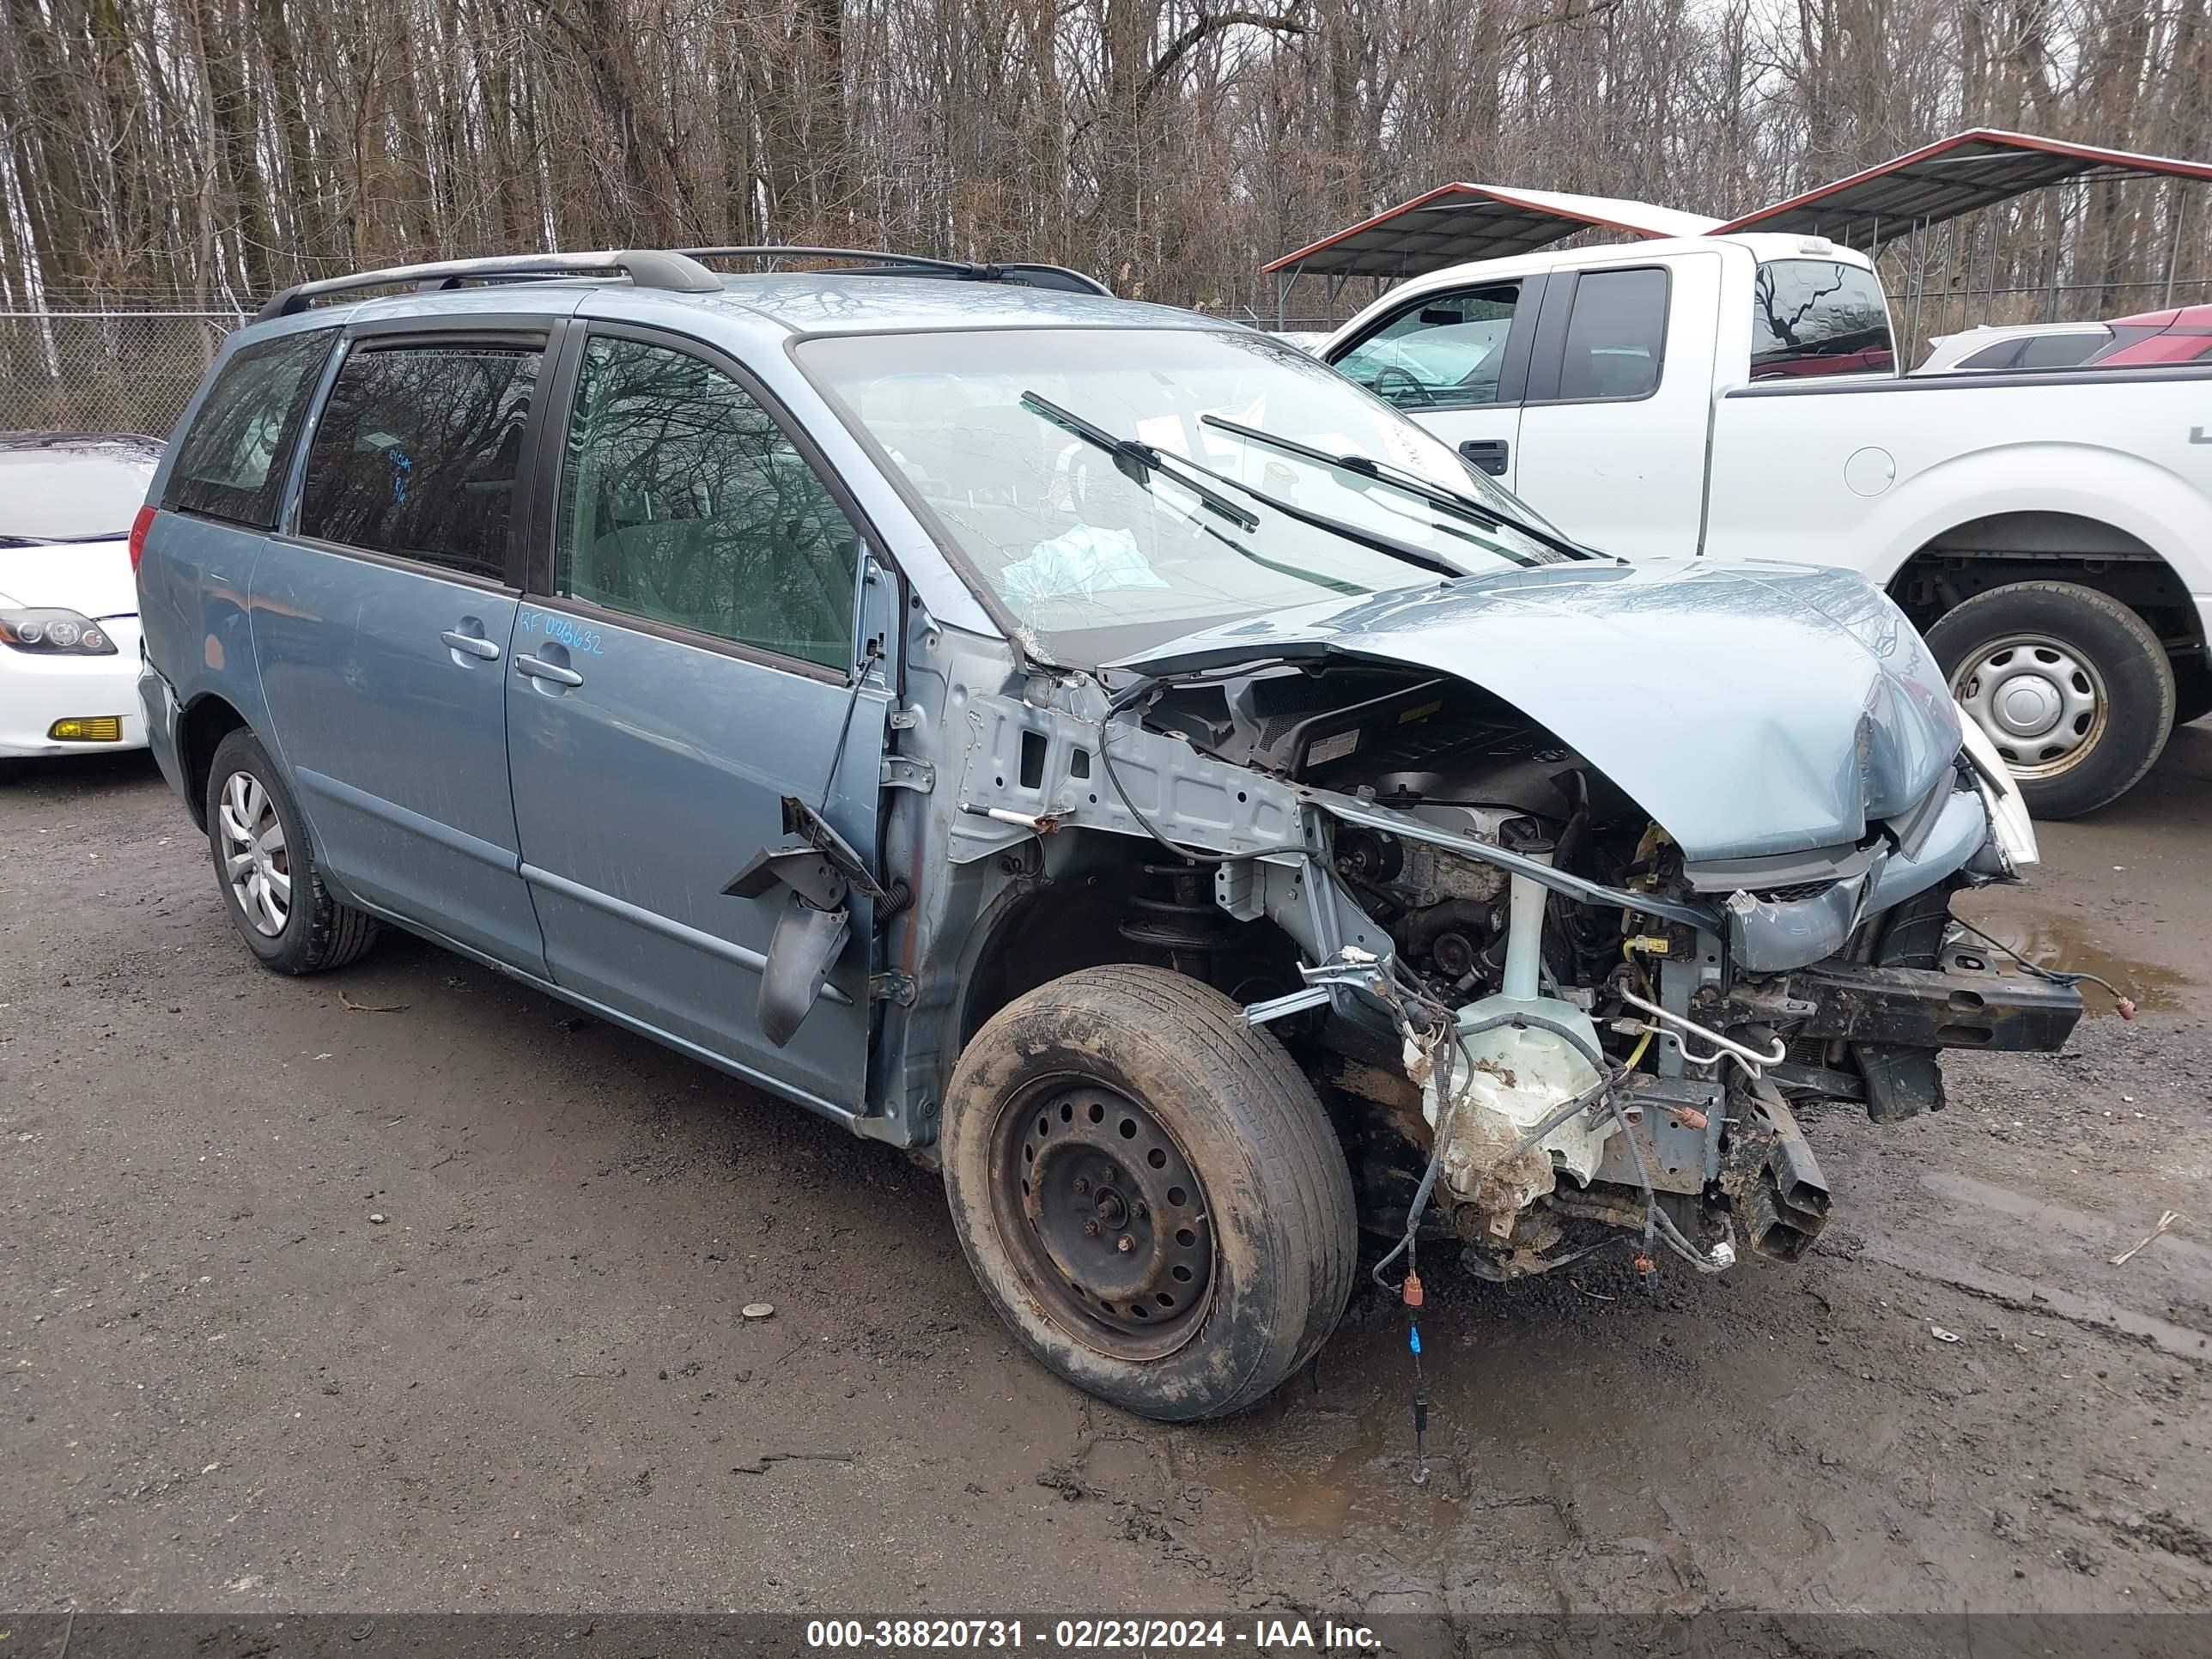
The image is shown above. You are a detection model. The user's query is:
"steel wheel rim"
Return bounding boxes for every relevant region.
[218,770,291,937]
[988,1079,1215,1361]
[1951,634,2108,779]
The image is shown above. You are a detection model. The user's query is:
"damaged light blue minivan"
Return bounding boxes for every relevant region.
[134,248,2078,1421]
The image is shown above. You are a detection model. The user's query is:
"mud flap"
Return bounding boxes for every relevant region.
[725,796,883,1048]
[1855,1042,1945,1123]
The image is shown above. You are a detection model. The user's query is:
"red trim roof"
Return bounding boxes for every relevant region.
[1713,129,2212,248]
[1261,183,1721,277]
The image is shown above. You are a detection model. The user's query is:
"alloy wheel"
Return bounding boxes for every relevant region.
[218,770,291,937]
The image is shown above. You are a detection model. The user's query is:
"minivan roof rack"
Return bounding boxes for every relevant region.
[678,246,1113,296]
[254,250,723,321]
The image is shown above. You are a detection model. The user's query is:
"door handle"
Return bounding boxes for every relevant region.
[1459,439,1510,476]
[514,653,584,687]
[441,629,502,661]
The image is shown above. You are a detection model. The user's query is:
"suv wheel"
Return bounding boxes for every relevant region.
[204,728,380,974]
[941,964,1356,1421]
[1924,580,2174,818]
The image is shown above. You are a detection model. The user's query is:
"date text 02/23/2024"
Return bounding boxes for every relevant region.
[804,1620,1380,1652]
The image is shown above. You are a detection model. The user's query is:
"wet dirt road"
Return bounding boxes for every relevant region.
[3,727,2209,1618]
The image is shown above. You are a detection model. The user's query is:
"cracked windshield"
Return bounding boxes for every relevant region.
[799,326,1571,661]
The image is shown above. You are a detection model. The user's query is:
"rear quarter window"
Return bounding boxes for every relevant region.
[163,328,337,526]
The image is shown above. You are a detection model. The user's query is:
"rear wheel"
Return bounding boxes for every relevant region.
[1924,580,2173,818]
[941,965,1356,1421]
[204,728,380,975]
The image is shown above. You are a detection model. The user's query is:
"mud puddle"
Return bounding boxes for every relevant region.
[1951,890,2196,1013]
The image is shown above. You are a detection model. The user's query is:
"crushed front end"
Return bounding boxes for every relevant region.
[1091,564,2086,1281]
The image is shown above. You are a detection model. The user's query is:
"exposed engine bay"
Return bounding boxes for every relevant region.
[939,644,2083,1285]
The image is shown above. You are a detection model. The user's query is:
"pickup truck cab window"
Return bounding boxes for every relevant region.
[553,335,861,672]
[1332,280,1525,410]
[297,341,541,581]
[1748,259,1894,380]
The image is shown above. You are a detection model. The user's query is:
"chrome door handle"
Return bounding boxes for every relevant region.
[441,629,502,660]
[515,653,584,687]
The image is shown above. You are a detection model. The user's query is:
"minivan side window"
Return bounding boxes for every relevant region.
[1333,281,1524,410]
[554,336,861,672]
[163,328,336,527]
[296,342,541,582]
[1555,267,1668,400]
[1749,260,1895,380]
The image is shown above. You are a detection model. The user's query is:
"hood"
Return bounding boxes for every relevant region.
[0,538,137,617]
[1114,558,1962,860]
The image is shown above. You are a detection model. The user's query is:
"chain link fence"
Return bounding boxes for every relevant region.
[0,311,244,439]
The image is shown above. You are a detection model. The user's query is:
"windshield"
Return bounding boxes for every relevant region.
[0,449,159,544]
[798,326,1570,662]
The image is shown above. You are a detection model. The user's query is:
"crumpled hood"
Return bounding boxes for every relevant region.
[0,538,137,617]
[1114,558,1963,860]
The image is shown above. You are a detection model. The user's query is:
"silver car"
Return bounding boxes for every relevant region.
[137,248,2078,1420]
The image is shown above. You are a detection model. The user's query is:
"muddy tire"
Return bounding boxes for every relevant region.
[1924,580,2173,819]
[204,728,380,975]
[941,964,1356,1422]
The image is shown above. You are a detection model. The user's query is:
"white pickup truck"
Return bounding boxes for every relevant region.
[1318,232,2212,816]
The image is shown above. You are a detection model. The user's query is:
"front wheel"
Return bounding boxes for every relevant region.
[1924,580,2174,818]
[941,965,1357,1421]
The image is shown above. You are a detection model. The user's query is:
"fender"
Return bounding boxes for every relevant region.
[1852,439,2212,598]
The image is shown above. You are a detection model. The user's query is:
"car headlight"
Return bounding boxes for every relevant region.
[0,609,118,655]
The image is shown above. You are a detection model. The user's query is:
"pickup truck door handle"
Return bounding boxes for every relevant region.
[440,629,502,661]
[514,653,584,687]
[1459,439,1510,476]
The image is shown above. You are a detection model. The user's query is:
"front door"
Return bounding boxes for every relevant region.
[252,330,550,973]
[1327,276,1539,489]
[505,326,890,1115]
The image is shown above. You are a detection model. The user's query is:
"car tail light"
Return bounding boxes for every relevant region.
[128,504,156,572]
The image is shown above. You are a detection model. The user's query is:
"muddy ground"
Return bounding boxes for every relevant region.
[3,726,2209,1620]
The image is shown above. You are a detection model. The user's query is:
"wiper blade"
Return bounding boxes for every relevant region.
[1200,413,1588,562]
[1161,449,1464,582]
[1018,392,1258,532]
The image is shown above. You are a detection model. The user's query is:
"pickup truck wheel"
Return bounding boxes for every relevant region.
[1924,580,2174,818]
[941,964,1357,1421]
[204,728,380,975]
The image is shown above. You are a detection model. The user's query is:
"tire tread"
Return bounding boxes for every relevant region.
[943,964,1356,1420]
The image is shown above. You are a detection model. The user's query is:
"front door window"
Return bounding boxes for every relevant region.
[1334,282,1524,410]
[555,337,862,670]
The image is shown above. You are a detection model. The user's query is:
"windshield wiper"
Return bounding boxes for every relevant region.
[1018,392,1258,532]
[1018,392,1456,588]
[1200,414,1588,562]
[1158,449,1467,581]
